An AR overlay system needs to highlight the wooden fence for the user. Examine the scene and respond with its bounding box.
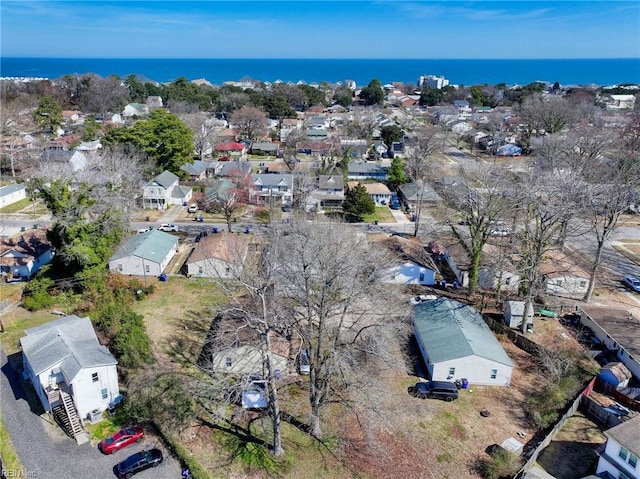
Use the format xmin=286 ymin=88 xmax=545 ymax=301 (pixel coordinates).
xmin=514 ymin=377 xmax=596 ymax=478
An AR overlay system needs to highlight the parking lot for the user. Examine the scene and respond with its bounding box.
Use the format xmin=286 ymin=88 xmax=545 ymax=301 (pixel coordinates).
xmin=0 ymin=347 xmax=182 ymax=479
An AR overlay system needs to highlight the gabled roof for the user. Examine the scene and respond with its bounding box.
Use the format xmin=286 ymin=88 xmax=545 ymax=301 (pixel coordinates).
xmin=180 ymin=160 xmax=208 ymax=176
xmin=216 ymin=142 xmax=245 ymax=151
xmin=347 ymin=182 xmax=391 ymax=195
xmin=398 ymin=182 xmax=442 ymax=203
xmin=319 ymin=175 xmax=344 ymax=190
xmin=109 ymin=229 xmax=178 ymax=265
xmin=347 ymin=161 xmax=388 ymax=174
xmin=171 ymin=185 xmax=192 ymax=199
xmin=187 ymin=232 xmax=249 ymax=265
xmin=20 ymin=315 xmax=117 ymax=380
xmin=251 ymin=174 xmax=292 ymax=187
xmin=218 ymin=161 xmax=251 ymax=177
xmin=605 ymin=414 xmax=640 ymax=457
xmin=0 ymin=183 xmax=26 ymax=197
xmin=148 ymin=170 xmax=179 ymax=189
xmin=413 ymin=298 xmax=514 ymax=366
xmin=0 ymin=230 xmax=52 ymax=266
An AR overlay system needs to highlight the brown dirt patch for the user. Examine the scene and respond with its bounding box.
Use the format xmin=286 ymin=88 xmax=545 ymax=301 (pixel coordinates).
xmin=535 ymin=411 xmax=606 ymax=479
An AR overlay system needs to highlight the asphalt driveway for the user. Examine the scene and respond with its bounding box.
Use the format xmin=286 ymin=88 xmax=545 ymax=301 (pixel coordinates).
xmin=0 ymin=346 xmax=182 ymax=479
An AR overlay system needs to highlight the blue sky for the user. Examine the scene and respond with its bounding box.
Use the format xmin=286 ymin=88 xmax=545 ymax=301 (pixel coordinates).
xmin=1 ymin=1 xmax=639 ymax=59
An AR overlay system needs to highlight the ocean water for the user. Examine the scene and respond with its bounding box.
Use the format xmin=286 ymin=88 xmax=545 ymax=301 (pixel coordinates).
xmin=1 ymin=57 xmax=639 ymax=87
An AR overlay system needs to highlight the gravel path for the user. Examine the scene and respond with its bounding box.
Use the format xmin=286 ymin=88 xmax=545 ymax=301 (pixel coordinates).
xmin=1 ymin=345 xmax=183 ymax=479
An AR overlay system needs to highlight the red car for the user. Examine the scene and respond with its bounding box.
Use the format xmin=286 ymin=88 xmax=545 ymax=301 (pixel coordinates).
xmin=99 ymin=426 xmax=144 ymax=454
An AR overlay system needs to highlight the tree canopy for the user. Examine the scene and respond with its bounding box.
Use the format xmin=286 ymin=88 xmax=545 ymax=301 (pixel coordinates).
xmin=343 ymin=183 xmax=375 ymax=222
xmin=33 ymin=96 xmax=63 ymax=133
xmin=359 ymin=78 xmax=384 ymax=106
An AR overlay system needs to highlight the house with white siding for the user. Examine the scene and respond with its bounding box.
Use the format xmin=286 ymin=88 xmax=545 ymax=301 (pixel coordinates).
xmin=20 ymin=315 xmax=119 ymax=421
xmin=540 ymin=250 xmax=590 ymax=299
xmin=379 ymin=235 xmax=438 ymax=286
xmin=0 ymin=229 xmax=54 ymax=281
xmin=108 ymin=229 xmax=178 ymax=277
xmin=141 ymin=170 xmax=192 ymax=210
xmin=596 ymin=414 xmax=640 ymax=479
xmin=578 ymin=306 xmax=640 ymax=380
xmin=347 ymin=181 xmax=392 ymax=206
xmin=0 ymin=183 xmax=27 ymax=208
xmin=249 ymin=174 xmax=293 ymax=206
xmin=185 ymin=232 xmax=249 ymax=279
xmin=413 ymin=298 xmax=514 ymax=386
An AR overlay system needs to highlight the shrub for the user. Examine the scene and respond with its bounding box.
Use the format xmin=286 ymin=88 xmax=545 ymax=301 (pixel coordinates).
xmin=255 ymin=208 xmax=271 ymax=224
xmin=478 ymin=448 xmax=520 ymax=479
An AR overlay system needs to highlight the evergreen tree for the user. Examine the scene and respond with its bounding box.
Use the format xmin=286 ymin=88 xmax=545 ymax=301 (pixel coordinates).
xmin=33 ymin=96 xmax=63 ymax=133
xmin=387 ymin=157 xmax=408 ymax=191
xmin=343 ymin=183 xmax=375 ymax=222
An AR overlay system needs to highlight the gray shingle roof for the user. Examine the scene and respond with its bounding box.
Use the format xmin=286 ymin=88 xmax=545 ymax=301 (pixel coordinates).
xmin=399 ymin=182 xmax=442 ymax=203
xmin=180 ymin=160 xmax=208 ymax=176
xmin=20 ymin=315 xmax=116 ymax=380
xmin=150 ymin=170 xmax=179 ymax=189
xmin=109 ymin=229 xmax=178 ymax=264
xmin=605 ymin=414 xmax=640 ymax=457
xmin=0 ymin=183 xmax=26 ymax=197
xmin=251 ymin=174 xmax=293 ymax=187
xmin=413 ymin=298 xmax=513 ymax=366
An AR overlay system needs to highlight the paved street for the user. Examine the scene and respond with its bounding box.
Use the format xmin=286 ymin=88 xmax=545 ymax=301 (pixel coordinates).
xmin=0 ymin=346 xmax=182 ymax=479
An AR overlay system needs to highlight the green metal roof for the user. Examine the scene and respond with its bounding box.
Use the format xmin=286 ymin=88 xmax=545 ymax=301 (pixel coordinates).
xmin=110 ymin=229 xmax=178 ymax=264
xmin=413 ymin=298 xmax=513 ymax=367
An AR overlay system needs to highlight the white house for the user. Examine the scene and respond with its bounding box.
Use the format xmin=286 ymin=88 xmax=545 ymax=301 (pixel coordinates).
xmin=607 ymin=95 xmax=636 ymax=110
xmin=122 ymin=102 xmax=149 ymax=118
xmin=108 ymin=229 xmax=178 ymax=277
xmin=249 ymin=174 xmax=293 ymax=206
xmin=347 ymin=181 xmax=392 ymax=206
xmin=413 ymin=298 xmax=514 ymax=386
xmin=382 ymin=261 xmax=436 ymax=286
xmin=379 ymin=235 xmax=438 ymax=286
xmin=0 ymin=229 xmax=54 ymax=281
xmin=0 ymin=183 xmax=27 ymax=208
xmin=20 ymin=315 xmax=119 ymax=441
xmin=141 ymin=170 xmax=192 ymax=210
xmin=208 ymin=345 xmax=289 ymax=376
xmin=596 ymin=414 xmax=640 ymax=479
xmin=185 ymin=233 xmax=249 ymax=279
xmin=578 ymin=306 xmax=640 ymax=381
xmin=540 ymin=251 xmax=590 ymax=299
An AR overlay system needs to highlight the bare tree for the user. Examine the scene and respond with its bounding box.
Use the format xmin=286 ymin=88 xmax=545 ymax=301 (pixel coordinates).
xmin=273 ymin=221 xmax=408 ymax=438
xmin=444 ymin=167 xmax=515 ymax=294
xmin=515 ymin=94 xmax=575 ymax=153
xmin=405 ymin=127 xmax=438 ymax=237
xmin=182 ymin=112 xmax=221 ymax=160
xmin=230 ymin=106 xmax=269 ymax=141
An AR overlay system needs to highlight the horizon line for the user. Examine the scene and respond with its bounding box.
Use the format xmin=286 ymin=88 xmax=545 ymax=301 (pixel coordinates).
xmin=3 ymin=56 xmax=639 ymax=61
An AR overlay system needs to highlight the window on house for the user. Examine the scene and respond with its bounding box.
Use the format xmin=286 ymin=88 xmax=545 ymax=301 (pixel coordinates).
xmin=145 ymin=265 xmax=150 ymax=273
xmin=619 ymin=446 xmax=629 ymax=461
xmin=448 ymin=367 xmax=455 ymax=376
xmin=419 ymin=273 xmax=425 ymax=282
xmin=619 ymin=473 xmax=630 ymax=479
xmin=580 ymin=281 xmax=587 ymax=288
xmin=198 ymin=267 xmax=203 ymax=274
xmin=101 ymin=388 xmax=108 ymax=399
xmin=92 ymin=372 xmax=99 ymax=383
xmin=629 ymin=453 xmax=638 ymax=468
xmin=225 ymin=358 xmax=232 ymax=368
xmin=491 ymin=369 xmax=497 ymax=379
xmin=505 ymin=277 xmax=511 ymax=285
xmin=556 ymin=279 xmax=563 ymax=286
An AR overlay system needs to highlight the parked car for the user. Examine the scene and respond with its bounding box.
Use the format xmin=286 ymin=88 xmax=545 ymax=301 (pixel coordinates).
xmin=157 ymin=223 xmax=178 ymax=232
xmin=298 ymin=349 xmax=311 ymax=375
xmin=116 ymin=449 xmax=163 ymax=478
xmin=407 ymin=381 xmax=459 ymax=401
xmin=409 ymin=294 xmax=438 ymax=305
xmin=137 ymin=228 xmax=151 ymax=234
xmin=489 ymin=226 xmax=511 ymax=237
xmin=99 ymin=426 xmax=145 ymax=455
xmin=187 ymin=204 xmax=198 ymax=213
xmin=622 ymin=275 xmax=640 ymax=293
xmin=389 ymin=199 xmax=401 ymax=210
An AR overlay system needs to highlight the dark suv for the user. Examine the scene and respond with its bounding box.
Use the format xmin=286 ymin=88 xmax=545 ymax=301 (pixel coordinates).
xmin=408 ymin=381 xmax=459 ymax=401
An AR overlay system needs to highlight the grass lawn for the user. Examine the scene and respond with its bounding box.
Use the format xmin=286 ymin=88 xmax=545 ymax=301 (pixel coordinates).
xmin=0 ymin=413 xmax=23 ymax=474
xmin=0 ymin=308 xmax=60 ymax=354
xmin=0 ymin=198 xmax=47 ymax=215
xmin=362 ymin=207 xmax=396 ymax=224
xmin=0 ymin=283 xmax=24 ymax=302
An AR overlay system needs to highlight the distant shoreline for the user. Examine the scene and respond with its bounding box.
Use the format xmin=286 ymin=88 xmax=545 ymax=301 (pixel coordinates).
xmin=2 ymin=57 xmax=639 ymax=87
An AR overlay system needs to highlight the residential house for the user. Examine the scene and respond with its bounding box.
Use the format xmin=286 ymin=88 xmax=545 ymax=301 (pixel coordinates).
xmin=108 ymin=229 xmax=178 ymax=277
xmin=540 ymin=250 xmax=590 ymax=299
xmin=452 ymin=100 xmax=471 ymax=113
xmin=578 ymin=306 xmax=640 ymax=380
xmin=249 ymin=174 xmax=293 ymax=206
xmin=39 ymin=147 xmax=88 ymax=172
xmin=596 ymin=414 xmax=640 ymax=479
xmin=0 ymin=183 xmax=27 ymax=208
xmin=215 ymin=142 xmax=246 ymax=159
xmin=217 ymin=161 xmax=252 ymax=179
xmin=0 ymin=230 xmax=54 ymax=281
xmin=185 ymin=232 xmax=249 ymax=279
xmin=141 ymin=170 xmax=192 ymax=210
xmin=413 ymin=298 xmax=514 ymax=386
xmin=180 ymin=160 xmax=209 ymax=181
xmin=200 ymin=312 xmax=290 ymax=376
xmin=398 ymin=182 xmax=442 ymax=211
xmin=20 ymin=315 xmax=119 ymax=443
xmin=347 ymin=181 xmax=392 ymax=206
xmin=250 ymin=142 xmax=281 ymax=157
xmin=297 ymin=140 xmax=336 ymax=156
xmin=145 ymin=96 xmax=163 ymax=109
xmin=606 ymin=95 xmax=636 ymax=110
xmin=204 ymin=179 xmax=236 ymax=205
xmin=122 ymin=103 xmax=149 ymax=118
xmin=478 ymin=243 xmax=520 ymax=294
xmin=347 ymin=161 xmax=388 ymax=180
xmin=307 ymin=175 xmax=345 ymax=212
xmin=379 ymin=235 xmax=438 ymax=286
